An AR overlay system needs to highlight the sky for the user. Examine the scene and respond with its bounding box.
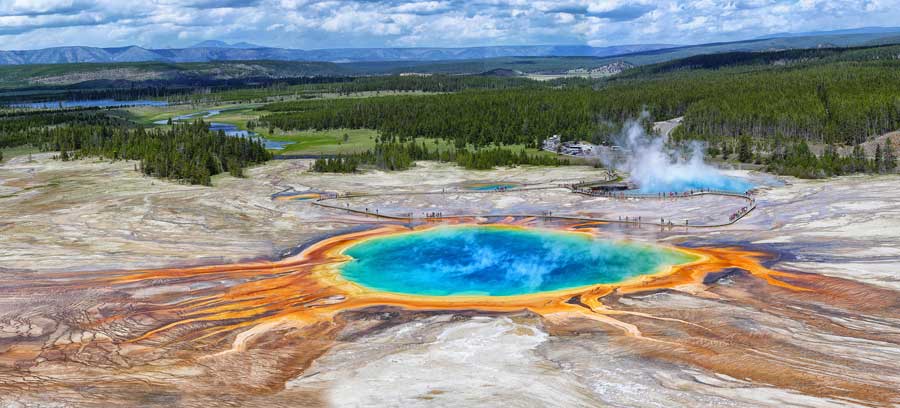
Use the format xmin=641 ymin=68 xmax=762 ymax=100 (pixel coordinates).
xmin=0 ymin=0 xmax=898 ymax=50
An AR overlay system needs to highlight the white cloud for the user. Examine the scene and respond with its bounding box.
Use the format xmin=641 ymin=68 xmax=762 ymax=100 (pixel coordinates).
xmin=555 ymin=12 xmax=576 ymax=24
xmin=678 ymin=15 xmax=709 ymax=30
xmin=0 ymin=0 xmax=898 ymax=50
xmin=390 ymin=1 xmax=450 ymax=15
xmin=0 ymin=0 xmax=89 ymax=16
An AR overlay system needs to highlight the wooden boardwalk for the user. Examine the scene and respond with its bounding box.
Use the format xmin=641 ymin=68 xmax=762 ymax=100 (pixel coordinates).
xmin=306 ymin=182 xmax=757 ymax=229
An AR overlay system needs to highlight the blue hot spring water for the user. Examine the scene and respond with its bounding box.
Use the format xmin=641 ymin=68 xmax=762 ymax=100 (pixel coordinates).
xmin=633 ymin=175 xmax=755 ymax=194
xmin=467 ymin=183 xmax=519 ymax=191
xmin=339 ymin=226 xmax=697 ymax=296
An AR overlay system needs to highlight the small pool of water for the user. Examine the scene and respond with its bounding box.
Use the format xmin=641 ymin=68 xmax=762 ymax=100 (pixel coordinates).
xmin=209 ymin=122 xmax=250 ymax=137
xmin=9 ymin=99 xmax=168 ymax=109
xmin=276 ymin=193 xmax=321 ymax=201
xmin=339 ymin=226 xmax=697 ymax=296
xmin=209 ymin=122 xmax=294 ymax=150
xmin=466 ymin=183 xmax=520 ymax=191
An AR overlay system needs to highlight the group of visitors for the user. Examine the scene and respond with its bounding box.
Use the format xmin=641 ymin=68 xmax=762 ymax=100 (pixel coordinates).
xmin=657 ymin=188 xmax=708 ymax=199
xmin=729 ymin=206 xmax=750 ymax=222
xmin=618 ymin=216 xmax=643 ymax=223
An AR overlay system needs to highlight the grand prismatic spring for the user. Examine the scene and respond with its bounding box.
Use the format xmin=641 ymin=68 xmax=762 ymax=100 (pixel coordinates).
xmin=339 ymin=226 xmax=697 ymax=296
xmin=91 ymin=216 xmax=826 ymax=349
xmin=99 ymin=221 xmax=812 ymax=340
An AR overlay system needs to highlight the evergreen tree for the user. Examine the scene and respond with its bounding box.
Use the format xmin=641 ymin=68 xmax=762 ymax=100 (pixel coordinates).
xmin=738 ymin=136 xmax=753 ymax=163
xmin=227 ymin=157 xmax=245 ymax=177
xmin=851 ymin=145 xmax=868 ymax=173
xmin=884 ymin=139 xmax=897 ymax=172
xmin=875 ymin=143 xmax=883 ymax=173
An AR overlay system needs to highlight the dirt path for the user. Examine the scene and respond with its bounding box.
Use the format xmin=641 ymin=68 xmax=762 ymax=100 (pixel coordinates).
xmin=653 ymin=116 xmax=683 ymax=138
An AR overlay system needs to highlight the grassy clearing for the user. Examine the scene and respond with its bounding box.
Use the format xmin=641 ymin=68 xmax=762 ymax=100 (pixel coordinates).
xmin=123 ymin=92 xmax=433 ymax=127
xmin=206 ymin=108 xmax=259 ymax=127
xmin=194 ymin=89 xmax=438 ymax=104
xmin=122 ymin=103 xmax=262 ymax=125
xmin=264 ymin=128 xmax=575 ymax=161
xmin=264 ymin=129 xmax=381 ymax=154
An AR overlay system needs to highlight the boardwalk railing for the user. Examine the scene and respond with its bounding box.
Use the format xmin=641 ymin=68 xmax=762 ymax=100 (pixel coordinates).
xmin=308 ymin=187 xmax=757 ymax=229
xmin=281 ymin=168 xmax=756 ymax=228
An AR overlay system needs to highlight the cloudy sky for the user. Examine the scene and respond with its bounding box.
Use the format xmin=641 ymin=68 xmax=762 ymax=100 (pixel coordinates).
xmin=0 ymin=0 xmax=897 ymax=50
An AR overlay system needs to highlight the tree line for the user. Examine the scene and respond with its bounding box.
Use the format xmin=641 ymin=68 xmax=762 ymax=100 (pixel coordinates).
xmin=1 ymin=115 xmax=270 ymax=185
xmin=766 ymin=139 xmax=896 ymax=178
xmin=621 ymin=44 xmax=900 ymax=77
xmin=159 ymin=74 xmax=548 ymax=104
xmin=304 ymin=75 xmax=544 ymax=94
xmin=0 ymin=109 xmax=132 ymax=147
xmin=0 ymin=76 xmax=360 ymax=106
xmin=260 ymin=90 xmax=610 ymax=148
xmin=313 ymin=142 xmax=568 ymax=173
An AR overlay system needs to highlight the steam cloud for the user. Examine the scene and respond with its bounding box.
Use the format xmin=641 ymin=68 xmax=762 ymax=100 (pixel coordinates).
xmin=602 ymin=115 xmax=753 ymax=194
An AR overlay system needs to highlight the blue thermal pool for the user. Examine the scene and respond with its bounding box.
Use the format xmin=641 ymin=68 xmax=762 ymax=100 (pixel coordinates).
xmin=338 ymin=226 xmax=697 ymax=296
xmin=632 ymin=175 xmax=755 ymax=194
xmin=466 ymin=183 xmax=520 ymax=191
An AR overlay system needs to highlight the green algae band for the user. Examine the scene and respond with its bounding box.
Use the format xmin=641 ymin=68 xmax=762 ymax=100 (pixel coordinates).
xmin=340 ymin=226 xmax=697 ymax=296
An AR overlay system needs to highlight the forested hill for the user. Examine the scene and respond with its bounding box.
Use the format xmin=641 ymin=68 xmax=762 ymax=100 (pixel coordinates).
xmin=0 ymin=44 xmax=675 ymax=65
xmin=258 ymin=46 xmax=900 ymax=148
xmin=255 ymin=49 xmax=900 ymax=177
xmin=0 ymin=61 xmax=348 ymax=89
xmin=618 ymin=44 xmax=900 ymax=77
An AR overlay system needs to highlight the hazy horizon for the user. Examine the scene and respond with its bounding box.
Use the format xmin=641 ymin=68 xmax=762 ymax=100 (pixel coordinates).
xmin=1 ymin=41 xmax=685 ymax=52
xmin=1 ymin=1 xmax=899 ymax=51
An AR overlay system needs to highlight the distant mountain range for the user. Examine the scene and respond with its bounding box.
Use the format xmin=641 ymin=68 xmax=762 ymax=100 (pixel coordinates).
xmin=189 ymin=40 xmax=264 ymax=49
xmin=756 ymin=26 xmax=900 ymax=39
xmin=0 ymin=44 xmax=674 ymax=66
xmin=3 ymin=28 xmax=900 ymax=67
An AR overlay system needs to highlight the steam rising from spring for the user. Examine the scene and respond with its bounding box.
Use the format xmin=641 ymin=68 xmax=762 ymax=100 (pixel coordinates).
xmin=603 ymin=115 xmax=753 ymax=194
